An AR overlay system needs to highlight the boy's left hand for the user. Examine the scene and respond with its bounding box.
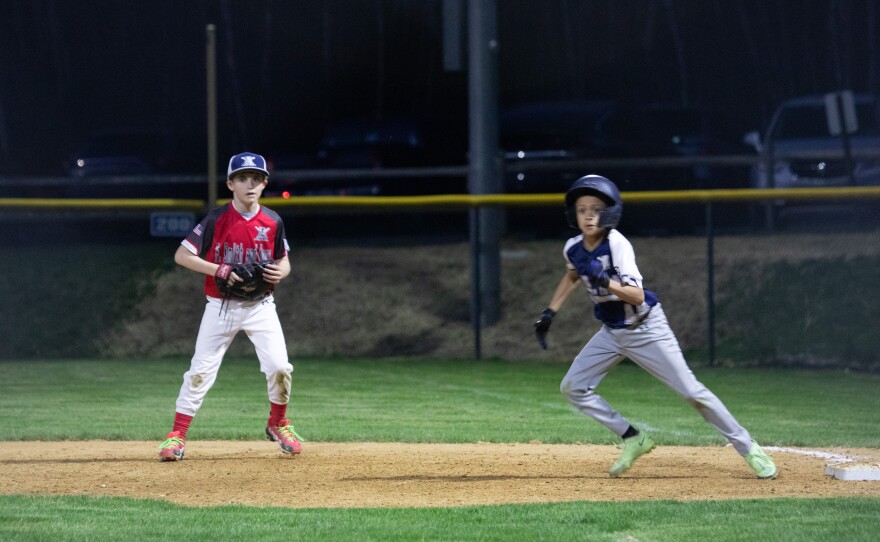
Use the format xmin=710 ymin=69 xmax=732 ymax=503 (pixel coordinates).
xmin=534 ymin=308 xmax=556 ymax=350
xmin=261 ymin=263 xmax=283 ymax=284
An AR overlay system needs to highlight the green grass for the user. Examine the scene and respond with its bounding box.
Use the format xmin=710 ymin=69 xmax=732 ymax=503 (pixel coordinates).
xmin=0 ymin=243 xmax=174 ymax=359
xmin=1 ymin=358 xmax=879 ymax=447
xmin=2 ymin=495 xmax=879 ymax=542
xmin=1 ymin=357 xmax=878 ymax=540
xmin=718 ymin=255 xmax=880 ymax=369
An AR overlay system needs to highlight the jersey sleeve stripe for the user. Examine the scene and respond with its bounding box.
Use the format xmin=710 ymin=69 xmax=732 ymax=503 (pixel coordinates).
xmin=181 ymin=239 xmax=199 ymax=254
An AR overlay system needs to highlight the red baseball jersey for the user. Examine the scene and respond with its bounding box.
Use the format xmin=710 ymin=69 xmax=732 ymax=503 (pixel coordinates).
xmin=181 ymin=203 xmax=290 ymax=298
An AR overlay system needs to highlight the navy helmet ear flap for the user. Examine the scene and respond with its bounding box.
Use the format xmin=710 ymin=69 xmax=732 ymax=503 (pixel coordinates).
xmin=565 ymin=206 xmax=578 ymax=228
xmin=564 ymin=175 xmax=623 ymax=229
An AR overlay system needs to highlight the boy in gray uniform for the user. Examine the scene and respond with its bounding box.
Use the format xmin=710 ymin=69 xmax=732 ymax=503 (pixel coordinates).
xmin=534 ymin=174 xmax=777 ymax=479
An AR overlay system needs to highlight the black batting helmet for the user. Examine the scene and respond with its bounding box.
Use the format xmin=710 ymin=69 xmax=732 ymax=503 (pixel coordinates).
xmin=564 ymin=174 xmax=623 ymax=228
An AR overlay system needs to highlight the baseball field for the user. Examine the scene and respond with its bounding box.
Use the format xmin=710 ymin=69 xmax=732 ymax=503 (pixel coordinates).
xmin=2 ymin=232 xmax=879 ymax=540
xmin=2 ymin=357 xmax=879 ymax=540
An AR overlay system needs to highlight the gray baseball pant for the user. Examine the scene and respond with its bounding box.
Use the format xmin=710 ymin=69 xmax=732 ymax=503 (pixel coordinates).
xmin=560 ymin=304 xmax=754 ymax=456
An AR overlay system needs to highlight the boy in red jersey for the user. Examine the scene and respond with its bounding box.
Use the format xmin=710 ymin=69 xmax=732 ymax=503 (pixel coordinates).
xmin=159 ymin=152 xmax=301 ymax=461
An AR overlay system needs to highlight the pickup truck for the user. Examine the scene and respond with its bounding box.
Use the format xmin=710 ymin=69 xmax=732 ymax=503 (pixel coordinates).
xmin=743 ymin=93 xmax=880 ymax=189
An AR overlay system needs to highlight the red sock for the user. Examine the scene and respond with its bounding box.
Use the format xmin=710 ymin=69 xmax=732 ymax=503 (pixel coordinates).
xmin=268 ymin=402 xmax=287 ymax=427
xmin=172 ymin=412 xmax=193 ymax=438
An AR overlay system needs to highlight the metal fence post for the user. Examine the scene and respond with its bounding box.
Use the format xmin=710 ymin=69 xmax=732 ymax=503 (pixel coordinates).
xmin=469 ymin=205 xmax=482 ymax=359
xmin=206 ymin=24 xmax=218 ymax=210
xmin=706 ymin=201 xmax=716 ymax=366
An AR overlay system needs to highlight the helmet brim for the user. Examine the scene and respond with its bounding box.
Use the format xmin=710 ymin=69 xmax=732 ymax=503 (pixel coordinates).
xmin=565 ymin=186 xmax=616 ymax=207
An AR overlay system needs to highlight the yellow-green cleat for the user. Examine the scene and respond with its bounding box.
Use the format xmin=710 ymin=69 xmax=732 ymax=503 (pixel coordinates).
xmin=744 ymin=442 xmax=778 ymax=479
xmin=610 ymin=433 xmax=656 ymax=477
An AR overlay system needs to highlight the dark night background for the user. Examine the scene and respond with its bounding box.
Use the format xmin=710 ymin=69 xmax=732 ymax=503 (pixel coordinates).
xmin=1 ymin=0 xmax=878 ymax=177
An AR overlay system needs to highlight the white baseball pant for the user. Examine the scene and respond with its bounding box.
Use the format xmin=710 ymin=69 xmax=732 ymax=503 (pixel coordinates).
xmin=175 ymin=295 xmax=292 ymax=417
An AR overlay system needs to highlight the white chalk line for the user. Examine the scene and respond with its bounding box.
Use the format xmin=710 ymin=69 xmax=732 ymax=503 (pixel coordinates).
xmin=763 ymin=446 xmax=867 ymax=465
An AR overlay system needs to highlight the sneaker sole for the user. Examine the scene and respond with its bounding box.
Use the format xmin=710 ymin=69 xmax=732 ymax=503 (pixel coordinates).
xmin=159 ymin=452 xmax=184 ymax=462
xmin=756 ymin=469 xmax=778 ymax=480
xmin=609 ymin=442 xmax=656 ymax=477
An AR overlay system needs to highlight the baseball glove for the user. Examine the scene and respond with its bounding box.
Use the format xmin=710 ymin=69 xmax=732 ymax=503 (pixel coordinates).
xmin=534 ymin=308 xmax=556 ymax=350
xmin=215 ymin=260 xmax=275 ymax=300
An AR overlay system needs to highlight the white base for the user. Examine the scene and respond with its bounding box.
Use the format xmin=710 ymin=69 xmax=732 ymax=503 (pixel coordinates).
xmin=759 ymin=446 xmax=880 ymax=481
xmin=824 ymin=463 xmax=880 ymax=481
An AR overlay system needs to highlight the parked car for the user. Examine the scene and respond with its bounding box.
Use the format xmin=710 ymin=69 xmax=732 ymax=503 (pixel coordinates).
xmin=590 ymin=104 xmax=725 ymax=190
xmin=264 ymin=149 xmax=323 ymax=197
xmin=318 ymin=118 xmax=427 ymax=168
xmin=742 ymin=93 xmax=880 ymax=189
xmin=66 ymin=130 xmax=174 ymax=177
xmin=60 ymin=129 xmax=208 ymax=198
xmin=268 ymin=118 xmax=464 ymax=197
xmin=500 ymin=100 xmax=727 ymax=194
xmin=500 ymin=100 xmax=734 ymax=234
xmin=500 ymin=100 xmax=614 ymax=194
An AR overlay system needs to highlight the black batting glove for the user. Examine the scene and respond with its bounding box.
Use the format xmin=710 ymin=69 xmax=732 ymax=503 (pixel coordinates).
xmin=534 ymin=308 xmax=556 ymax=350
xmin=587 ymin=259 xmax=610 ymax=288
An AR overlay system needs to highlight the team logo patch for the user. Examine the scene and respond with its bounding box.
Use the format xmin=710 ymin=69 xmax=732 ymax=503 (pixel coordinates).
xmin=241 ymin=155 xmax=258 ymax=168
xmin=254 ymin=226 xmax=270 ymax=242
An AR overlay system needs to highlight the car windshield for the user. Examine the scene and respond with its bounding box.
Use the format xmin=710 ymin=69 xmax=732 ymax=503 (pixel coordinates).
xmin=501 ymin=129 xmax=586 ymax=151
xmin=500 ymin=101 xmax=613 ymax=151
xmin=599 ymin=109 xmax=704 ymax=143
xmin=772 ymin=102 xmax=880 ymax=139
xmin=322 ymin=121 xmax=423 ymax=149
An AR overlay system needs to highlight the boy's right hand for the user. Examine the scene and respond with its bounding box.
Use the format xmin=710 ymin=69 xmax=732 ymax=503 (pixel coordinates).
xmin=215 ymin=263 xmax=233 ymax=284
xmin=587 ymin=259 xmax=610 ymax=288
xmin=534 ymin=308 xmax=556 ymax=350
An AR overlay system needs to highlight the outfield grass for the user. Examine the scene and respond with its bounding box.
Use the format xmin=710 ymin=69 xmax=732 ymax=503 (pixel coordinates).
xmin=1 ymin=357 xmax=878 ymax=540
xmin=1 ymin=357 xmax=878 ymax=447
xmin=2 ymin=495 xmax=879 ymax=542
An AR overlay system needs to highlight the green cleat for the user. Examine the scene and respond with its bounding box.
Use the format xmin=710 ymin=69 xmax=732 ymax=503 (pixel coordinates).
xmin=744 ymin=442 xmax=778 ymax=479
xmin=610 ymin=433 xmax=656 ymax=477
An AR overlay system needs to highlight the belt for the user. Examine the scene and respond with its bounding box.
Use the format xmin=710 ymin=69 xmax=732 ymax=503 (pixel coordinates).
xmin=625 ymin=305 xmax=653 ymax=330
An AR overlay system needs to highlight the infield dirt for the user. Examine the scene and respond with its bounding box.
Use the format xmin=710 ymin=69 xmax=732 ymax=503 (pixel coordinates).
xmin=3 ymin=442 xmax=879 ymax=508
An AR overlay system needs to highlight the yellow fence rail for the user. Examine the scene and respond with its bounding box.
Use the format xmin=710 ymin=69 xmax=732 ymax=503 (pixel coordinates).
xmin=3 ymin=185 xmax=880 ymax=211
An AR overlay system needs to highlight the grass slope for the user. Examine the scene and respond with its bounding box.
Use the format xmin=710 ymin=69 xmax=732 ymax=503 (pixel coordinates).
xmin=2 ymin=232 xmax=880 ymax=369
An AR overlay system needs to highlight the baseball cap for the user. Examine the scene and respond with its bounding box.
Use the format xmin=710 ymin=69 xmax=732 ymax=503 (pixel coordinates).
xmin=227 ymin=152 xmax=269 ymax=179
